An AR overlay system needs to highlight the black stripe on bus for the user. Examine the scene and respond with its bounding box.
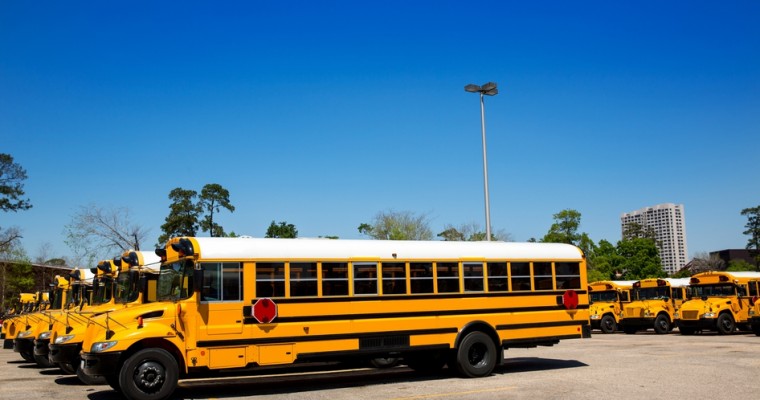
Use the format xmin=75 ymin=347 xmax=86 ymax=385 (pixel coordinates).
xmin=242 ymin=304 xmax=589 ymax=324
xmin=196 ymin=327 xmax=458 ymax=348
xmin=267 ymin=290 xmax=588 ymax=304
xmin=496 ymin=320 xmax=588 ymax=331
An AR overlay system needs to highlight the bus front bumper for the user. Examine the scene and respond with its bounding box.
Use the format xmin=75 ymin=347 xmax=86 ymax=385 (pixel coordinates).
xmin=619 ymin=317 xmax=655 ymax=330
xmin=80 ymin=351 xmax=123 ymax=377
xmin=3 ymin=339 xmax=13 ymax=349
xmin=49 ymin=343 xmax=82 ymax=365
xmin=676 ymin=318 xmax=716 ymax=331
xmin=34 ymin=338 xmax=50 ymax=357
xmin=13 ymin=338 xmax=33 ymax=354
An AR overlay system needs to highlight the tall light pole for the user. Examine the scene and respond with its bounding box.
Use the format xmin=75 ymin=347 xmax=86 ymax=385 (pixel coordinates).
xmin=464 ymin=82 xmax=498 ymax=241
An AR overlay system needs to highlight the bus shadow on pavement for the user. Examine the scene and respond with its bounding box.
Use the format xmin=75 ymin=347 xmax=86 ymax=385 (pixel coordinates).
xmin=498 ymin=357 xmax=587 ymax=374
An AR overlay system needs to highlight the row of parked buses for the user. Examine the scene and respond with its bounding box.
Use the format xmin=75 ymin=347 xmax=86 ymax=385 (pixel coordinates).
xmin=588 ymin=271 xmax=760 ymax=336
xmin=1 ymin=237 xmax=592 ymax=400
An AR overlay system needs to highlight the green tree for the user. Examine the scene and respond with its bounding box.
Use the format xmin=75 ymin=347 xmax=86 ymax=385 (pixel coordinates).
xmin=158 ymin=188 xmax=200 ymax=245
xmin=726 ymin=260 xmax=755 ymax=272
xmin=617 ymin=237 xmax=664 ymax=280
xmin=358 ymin=210 xmax=432 ymax=240
xmin=265 ymin=221 xmax=298 ymax=238
xmin=588 ymin=239 xmax=621 ymax=281
xmin=437 ymin=223 xmax=511 ymax=241
xmin=0 ymin=242 xmax=33 ymax=311
xmin=741 ymin=205 xmax=760 ymax=268
xmin=198 ymin=183 xmax=235 ymax=237
xmin=542 ymin=209 xmax=582 ymax=244
xmin=0 ymin=153 xmax=32 ymax=213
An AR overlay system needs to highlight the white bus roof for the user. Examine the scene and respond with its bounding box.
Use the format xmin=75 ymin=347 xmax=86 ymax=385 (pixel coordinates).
xmin=188 ymin=237 xmax=584 ymax=261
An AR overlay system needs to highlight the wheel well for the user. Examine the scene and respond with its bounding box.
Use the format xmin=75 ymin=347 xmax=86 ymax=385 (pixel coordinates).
xmin=656 ymin=312 xmax=671 ymax=321
xmin=456 ymin=321 xmax=500 ymax=352
xmin=120 ymin=339 xmax=186 ymax=375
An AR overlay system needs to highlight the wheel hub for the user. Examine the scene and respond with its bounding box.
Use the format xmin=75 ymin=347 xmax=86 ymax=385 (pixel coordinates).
xmin=134 ymin=361 xmax=165 ymax=392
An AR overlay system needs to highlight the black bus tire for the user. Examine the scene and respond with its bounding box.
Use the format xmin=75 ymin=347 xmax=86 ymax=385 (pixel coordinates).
xmin=653 ymin=315 xmax=671 ymax=334
xmin=455 ymin=331 xmax=497 ymax=378
xmin=716 ymin=313 xmax=735 ymax=335
xmin=600 ymin=315 xmax=617 ymax=334
xmin=119 ymin=348 xmax=179 ymax=400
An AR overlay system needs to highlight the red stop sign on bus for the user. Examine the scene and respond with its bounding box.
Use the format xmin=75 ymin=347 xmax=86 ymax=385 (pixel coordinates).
xmin=562 ymin=290 xmax=579 ymax=310
xmin=252 ymin=298 xmax=277 ymax=323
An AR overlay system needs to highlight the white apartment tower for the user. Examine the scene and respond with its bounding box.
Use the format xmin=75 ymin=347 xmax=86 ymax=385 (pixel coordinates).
xmin=620 ymin=203 xmax=688 ymax=275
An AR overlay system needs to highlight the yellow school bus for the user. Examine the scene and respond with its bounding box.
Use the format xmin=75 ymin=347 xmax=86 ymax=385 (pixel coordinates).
xmin=14 ymin=269 xmax=91 ymax=365
xmin=620 ymin=278 xmax=690 ymax=334
xmin=588 ymin=280 xmax=636 ymax=333
xmin=49 ymin=251 xmax=160 ymax=382
xmin=749 ymin=280 xmax=760 ymax=336
xmin=1 ymin=293 xmax=38 ymax=343
xmin=80 ymin=237 xmax=590 ymax=400
xmin=677 ymin=271 xmax=760 ymax=335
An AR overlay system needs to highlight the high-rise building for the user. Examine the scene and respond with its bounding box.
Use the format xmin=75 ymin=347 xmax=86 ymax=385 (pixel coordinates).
xmin=620 ymin=203 xmax=688 ymax=275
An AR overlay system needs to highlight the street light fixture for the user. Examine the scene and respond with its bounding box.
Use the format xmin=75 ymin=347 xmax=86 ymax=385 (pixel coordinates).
xmin=464 ymin=82 xmax=498 ymax=241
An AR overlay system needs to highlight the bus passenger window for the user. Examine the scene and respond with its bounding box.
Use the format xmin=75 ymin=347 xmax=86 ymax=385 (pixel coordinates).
xmin=487 ymin=262 xmax=507 ymax=292
xmin=436 ymin=262 xmax=460 ymax=293
xmin=554 ymin=262 xmax=581 ymax=289
xmin=381 ymin=262 xmax=407 ymax=294
xmin=410 ymin=262 xmax=434 ymax=294
xmin=510 ymin=262 xmax=531 ymax=291
xmin=353 ymin=263 xmax=378 ymax=295
xmin=290 ymin=262 xmax=318 ymax=297
xmin=533 ymin=262 xmax=553 ymax=291
xmin=322 ymin=262 xmax=348 ymax=296
xmin=256 ymin=262 xmax=285 ymax=298
xmin=463 ymin=263 xmax=484 ymax=292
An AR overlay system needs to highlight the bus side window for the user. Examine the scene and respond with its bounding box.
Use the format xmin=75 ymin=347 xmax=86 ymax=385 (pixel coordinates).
xmin=463 ymin=262 xmax=484 ymax=292
xmin=256 ymin=262 xmax=284 ymax=298
xmin=381 ymin=262 xmax=407 ymax=294
xmin=487 ymin=262 xmax=507 ymax=292
xmin=201 ymin=263 xmax=221 ymax=301
xmin=510 ymin=262 xmax=531 ymax=291
xmin=322 ymin=262 xmax=349 ymax=296
xmin=410 ymin=262 xmax=434 ymax=294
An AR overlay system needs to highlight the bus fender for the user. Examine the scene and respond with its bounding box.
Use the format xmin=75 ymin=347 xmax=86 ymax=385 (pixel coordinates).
xmin=455 ymin=321 xmax=501 ymax=353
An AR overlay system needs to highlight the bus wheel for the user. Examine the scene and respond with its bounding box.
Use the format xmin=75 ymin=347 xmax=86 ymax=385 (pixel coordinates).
xmin=653 ymin=315 xmax=671 ymax=334
xmin=716 ymin=313 xmax=735 ymax=335
xmin=34 ymin=353 xmax=54 ymax=368
xmin=369 ymin=357 xmax=400 ymax=368
xmin=600 ymin=315 xmax=617 ymax=334
xmin=105 ymin=373 xmax=121 ymax=392
xmin=58 ymin=361 xmax=76 ymax=375
xmin=454 ymin=331 xmax=497 ymax=378
xmin=19 ymin=349 xmax=34 ymax=362
xmin=119 ymin=348 xmax=179 ymax=400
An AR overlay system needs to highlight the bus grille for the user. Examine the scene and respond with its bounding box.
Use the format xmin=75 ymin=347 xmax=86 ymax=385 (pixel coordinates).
xmin=682 ymin=311 xmax=699 ymax=320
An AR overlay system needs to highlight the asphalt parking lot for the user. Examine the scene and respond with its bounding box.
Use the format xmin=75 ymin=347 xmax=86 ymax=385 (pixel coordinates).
xmin=1 ymin=331 xmax=760 ymax=399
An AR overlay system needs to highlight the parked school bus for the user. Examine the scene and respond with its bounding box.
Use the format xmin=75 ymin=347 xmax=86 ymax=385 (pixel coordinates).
xmin=80 ymin=237 xmax=590 ymax=400
xmin=619 ymin=278 xmax=690 ymax=334
xmin=588 ymin=280 xmax=636 ymax=333
xmin=1 ymin=293 xmax=38 ymax=342
xmin=14 ymin=269 xmax=91 ymax=366
xmin=49 ymin=251 xmax=160 ymax=381
xmin=749 ymin=280 xmax=760 ymax=336
xmin=677 ymin=271 xmax=760 ymax=335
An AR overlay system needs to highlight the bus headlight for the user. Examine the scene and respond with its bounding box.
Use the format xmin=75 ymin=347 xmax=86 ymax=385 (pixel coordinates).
xmin=590 ymin=315 xmax=600 ymax=320
xmin=54 ymin=335 xmax=75 ymax=345
xmin=703 ymin=312 xmax=716 ymax=318
xmin=38 ymin=331 xmax=51 ymax=340
xmin=91 ymin=341 xmax=118 ymax=353
xmin=17 ymin=330 xmax=32 ymax=339
xmin=674 ymin=312 xmax=680 ymax=319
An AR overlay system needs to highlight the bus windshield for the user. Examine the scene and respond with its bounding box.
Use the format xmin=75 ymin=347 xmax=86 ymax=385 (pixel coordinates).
xmin=91 ymin=277 xmax=115 ymax=306
xmin=634 ymin=287 xmax=670 ymax=300
xmin=690 ymin=284 xmax=737 ymax=297
xmin=590 ymin=291 xmax=618 ymax=302
xmin=157 ymin=260 xmax=194 ymax=301
xmin=114 ymin=270 xmax=140 ymax=304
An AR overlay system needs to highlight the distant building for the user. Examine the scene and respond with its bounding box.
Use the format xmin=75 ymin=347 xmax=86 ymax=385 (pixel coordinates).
xmin=710 ymin=249 xmax=757 ymax=268
xmin=621 ymin=203 xmax=688 ymax=275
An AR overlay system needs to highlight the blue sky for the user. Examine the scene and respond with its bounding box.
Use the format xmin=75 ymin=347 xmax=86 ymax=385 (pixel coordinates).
xmin=2 ymin=1 xmax=759 ymax=263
